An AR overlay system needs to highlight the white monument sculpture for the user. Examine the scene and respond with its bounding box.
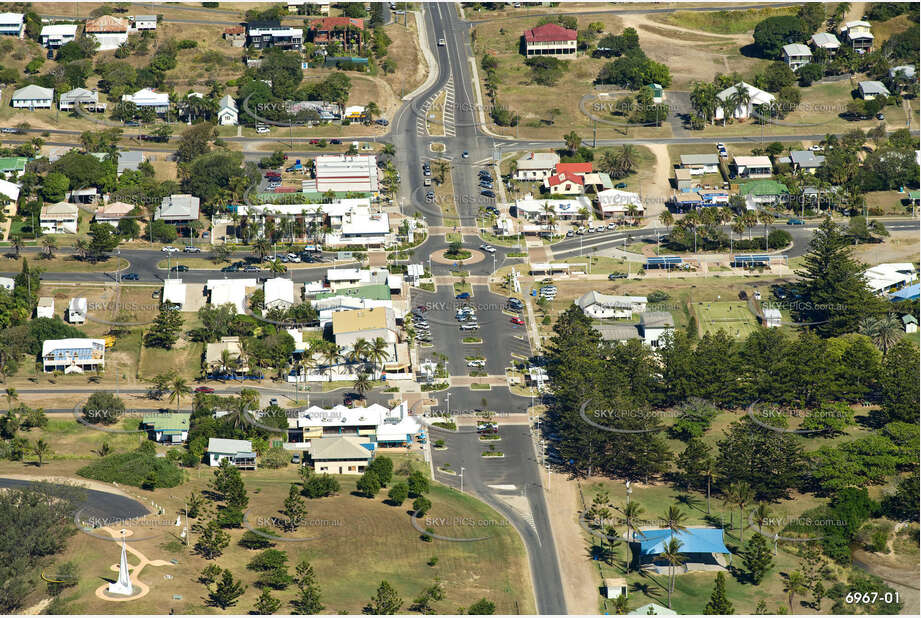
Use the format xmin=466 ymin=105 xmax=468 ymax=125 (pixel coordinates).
xmin=107 ymin=531 xmax=133 ymax=596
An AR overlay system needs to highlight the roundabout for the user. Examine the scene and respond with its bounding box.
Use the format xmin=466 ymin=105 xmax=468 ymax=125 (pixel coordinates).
xmin=431 ymin=248 xmax=486 ymax=265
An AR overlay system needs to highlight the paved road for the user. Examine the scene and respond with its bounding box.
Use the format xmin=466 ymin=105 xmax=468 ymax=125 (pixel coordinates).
xmin=0 ymin=477 xmax=148 ymax=522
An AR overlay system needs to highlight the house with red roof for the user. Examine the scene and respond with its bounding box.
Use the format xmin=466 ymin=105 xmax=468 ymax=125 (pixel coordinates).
xmin=523 ymin=22 xmax=577 ymax=57
xmin=544 ymin=171 xmax=585 ymax=195
xmin=310 ymin=16 xmax=364 ymax=47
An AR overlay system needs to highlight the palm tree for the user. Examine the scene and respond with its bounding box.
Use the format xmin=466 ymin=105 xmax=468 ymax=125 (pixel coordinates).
xmin=622 ymin=501 xmax=644 ymax=542
xmin=266 ymin=259 xmax=286 ymax=274
xmin=615 ymin=145 xmax=638 ymax=176
xmin=382 ymin=143 xmax=396 ymax=157
xmin=742 ymin=211 xmax=758 ymax=240
xmin=724 ymin=481 xmax=754 ymax=545
xmin=352 ymin=372 xmax=372 ymax=401
xmin=683 ymin=210 xmax=700 ymax=252
xmin=365 ymin=101 xmax=380 ymax=123
xmin=563 ymin=131 xmax=581 ymax=154
xmin=41 ymin=236 xmax=57 ymax=258
xmin=729 ymin=83 xmax=752 ymax=123
xmin=349 ymin=338 xmax=371 ymax=367
xmin=658 ymin=210 xmax=673 ymax=235
xmin=10 ymin=233 xmax=23 ymax=258
xmin=168 ymin=375 xmax=191 ymax=413
xmin=367 ymin=337 xmax=390 ymax=375
xmin=662 ymin=505 xmax=688 ymax=535
xmin=759 ymin=211 xmax=775 ymax=250
xmin=861 ymin=314 xmax=903 ymax=354
xmin=784 ymin=571 xmax=808 ymax=612
xmin=730 ymin=216 xmax=745 ymax=254
xmin=5 ymin=387 xmax=17 ymax=408
xmin=253 ymin=237 xmax=272 ymax=261
xmin=225 ymin=396 xmax=254 ymax=432
xmin=32 ymin=439 xmax=51 ymax=466
xmin=658 ymin=538 xmax=685 ymax=608
xmin=751 ymin=502 xmax=773 ymax=534
xmin=321 ymin=342 xmax=344 ymax=382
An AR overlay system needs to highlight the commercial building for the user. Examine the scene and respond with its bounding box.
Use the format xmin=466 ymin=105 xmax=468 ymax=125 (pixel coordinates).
xmin=576 ymin=291 xmax=647 ymax=319
xmin=514 ymin=152 xmax=560 ymax=180
xmin=314 ymin=154 xmax=380 ymax=193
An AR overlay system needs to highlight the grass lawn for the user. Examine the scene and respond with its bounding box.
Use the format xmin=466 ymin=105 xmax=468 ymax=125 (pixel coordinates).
xmin=0 ymin=254 xmax=128 ymax=273
xmin=650 ymin=6 xmax=796 ymax=34
xmin=427 ymin=88 xmax=448 ymax=136
xmin=138 ymin=340 xmax=203 ymax=381
xmin=865 ymin=190 xmax=915 ymax=216
xmin=692 ymin=300 xmax=760 ymax=338
xmin=593 ymin=145 xmax=657 ymax=195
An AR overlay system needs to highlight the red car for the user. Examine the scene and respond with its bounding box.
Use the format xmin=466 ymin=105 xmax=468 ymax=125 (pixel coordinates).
xmin=416 ymin=305 xmax=427 ymax=312
xmin=511 ymin=317 xmax=524 ymax=325
xmin=195 ymin=386 xmax=215 ymax=393
xmin=309 ymin=139 xmax=320 ymax=145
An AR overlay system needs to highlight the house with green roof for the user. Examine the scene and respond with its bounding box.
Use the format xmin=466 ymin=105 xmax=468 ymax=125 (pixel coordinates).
xmin=739 ymin=179 xmax=789 ymax=209
xmin=0 ymin=156 xmax=28 ymax=176
xmin=141 ymin=413 xmax=190 ymax=444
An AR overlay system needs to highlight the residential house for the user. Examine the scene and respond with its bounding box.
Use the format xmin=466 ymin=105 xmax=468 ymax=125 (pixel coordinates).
xmin=674 ymin=168 xmax=693 ymax=192
xmin=678 ymin=154 xmax=720 ymax=175
xmin=581 ymin=172 xmax=614 ymax=193
xmin=782 ymin=43 xmax=812 ymax=71
xmin=840 ymin=20 xmax=873 ymax=52
xmin=788 ymin=150 xmax=825 ymax=174
xmin=596 ymin=188 xmax=644 ymax=220
xmin=315 ymin=154 xmax=379 ymax=193
xmin=264 ymin=277 xmax=296 ymax=310
xmin=85 ymin=15 xmax=130 ymax=51
xmin=514 ymin=152 xmax=560 ymax=180
xmin=714 ymin=82 xmax=775 ymax=121
xmin=66 ymin=187 xmax=98 ymax=204
xmin=131 ymin=15 xmax=157 ymax=30
xmin=289 ymin=1 xmax=330 ymax=14
xmin=306 ymin=437 xmax=372 ymax=474
xmin=0 ymin=178 xmax=20 ymax=209
xmin=42 ymin=337 xmax=104 ymax=373
xmin=592 ymin=311 xmax=674 ymax=347
xmin=162 ymin=278 xmax=188 ymax=310
xmin=11 ymin=85 xmax=53 ymax=109
xmin=223 ymin=25 xmax=245 ymax=46
xmin=206 ymin=336 xmax=249 ymax=376
xmin=40 ymin=202 xmax=79 ymax=234
xmin=576 ymin=291 xmax=647 ymax=319
xmin=141 ymin=413 xmax=190 ymax=443
xmin=732 ymin=155 xmax=773 ymax=179
xmin=0 ymin=157 xmax=26 ymax=176
xmin=94 ymin=202 xmax=136 ymax=227
xmin=762 ymin=307 xmax=782 ymax=328
xmin=309 ymin=16 xmax=364 ymax=47
xmin=121 ymin=88 xmax=170 ymax=114
xmin=810 ymin=32 xmax=840 ymax=53
xmin=864 ymin=263 xmax=918 ymax=295
xmin=117 ymin=150 xmax=145 ymax=175
xmin=889 ymin=65 xmax=916 ymax=80
xmin=207 ymin=437 xmax=257 ymax=469
xmin=246 ymin=20 xmax=303 ymax=50
xmin=36 ymin=297 xmax=54 ymax=319
xmin=512 ymin=193 xmax=593 ymax=222
xmin=207 ymin=279 xmax=257 ymax=314
xmin=217 ymin=95 xmax=238 ymax=126
xmin=0 ymin=13 xmax=24 ymax=38
xmin=67 ymin=297 xmax=87 ymax=324
xmin=858 ymin=80 xmax=890 ymax=100
xmin=628 ymin=603 xmax=677 ymax=616
xmin=543 ymin=171 xmax=584 ymax=195
xmin=41 ymin=24 xmax=78 ymax=48
xmin=739 ymin=180 xmax=790 ymax=210
xmin=156 ymin=194 xmax=200 ymax=233
xmin=523 ymin=22 xmax=577 ymax=57
xmin=59 ymin=87 xmax=105 ymax=112
xmin=555 ymin=162 xmax=593 ymax=176
xmin=0 ymin=277 xmax=13 ymax=291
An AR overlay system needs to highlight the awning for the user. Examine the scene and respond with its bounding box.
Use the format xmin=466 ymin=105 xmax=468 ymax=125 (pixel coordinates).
xmin=636 ymin=528 xmax=730 ymax=556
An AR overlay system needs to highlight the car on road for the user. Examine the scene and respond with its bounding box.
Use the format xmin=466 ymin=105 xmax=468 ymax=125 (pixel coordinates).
xmin=787 ymin=218 xmax=805 ymax=225
xmin=876 ymin=112 xmax=885 ymax=120
xmin=244 ymin=265 xmax=261 ymax=272
xmin=485 ymin=206 xmax=499 ymax=215
xmin=194 ymin=386 xmax=215 ymax=393
xmin=438 ymin=38 xmax=446 ymax=46
xmin=462 ymin=151 xmax=469 ymax=158
xmin=309 ymin=139 xmax=320 ymax=145
xmin=425 ymin=191 xmax=435 ymax=201
xmin=480 ymin=189 xmax=495 ymax=198
xmin=375 ymin=119 xmax=389 ymax=126
xmin=183 ymin=246 xmax=201 ymax=253
xmin=171 ymin=265 xmax=189 ymax=272
xmin=121 ymin=273 xmax=139 ymax=280
xmin=455 ymin=292 xmax=471 ymax=299
xmin=330 ymin=139 xmax=342 ymax=144
xmin=608 ymin=273 xmax=628 ymax=280
xmin=0 ymin=127 xmax=20 ymax=134
xmin=256 ymin=126 xmax=270 ymax=134
xmin=459 ymin=323 xmax=479 ymax=330
xmin=614 ymin=182 xmax=627 ymax=189
xmin=286 ymin=253 xmax=301 ymax=263
xmin=510 ymin=316 xmax=524 ymax=325
xmin=607 ymin=222 xmax=617 ymax=230
xmin=479 ymin=244 xmax=495 ymax=253
xmin=161 ymin=245 xmax=179 ymax=253
xmin=467 ymin=359 xmax=486 ymax=368
xmin=125 ymin=120 xmax=140 ymax=126
xmin=424 ymin=178 xmax=432 ymax=186
xmin=221 ymin=265 xmax=239 ymax=272
xmin=423 ymin=168 xmax=432 ymax=177
xmin=565 ymin=229 xmax=574 ymax=237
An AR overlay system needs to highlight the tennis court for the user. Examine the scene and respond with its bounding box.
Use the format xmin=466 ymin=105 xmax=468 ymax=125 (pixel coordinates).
xmin=694 ymin=301 xmax=760 ymax=338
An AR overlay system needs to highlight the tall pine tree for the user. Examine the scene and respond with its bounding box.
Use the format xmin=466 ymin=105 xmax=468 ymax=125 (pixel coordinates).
xmin=742 ymin=533 xmax=774 ymax=583
xmin=703 ymin=572 xmax=734 ymax=614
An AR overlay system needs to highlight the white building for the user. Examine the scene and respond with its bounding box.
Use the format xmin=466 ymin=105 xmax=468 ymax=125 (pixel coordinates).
xmin=41 ymin=24 xmax=78 ymax=48
xmin=514 ymin=152 xmax=560 ymax=180
xmin=207 ymin=438 xmax=256 ymax=469
xmin=284 ymin=401 xmax=421 ymax=450
xmin=36 ymin=297 xmax=54 ymax=319
xmin=714 ymin=82 xmax=775 ymax=121
xmin=0 ymin=13 xmax=24 ymax=38
xmin=0 ymin=277 xmax=13 ymax=291
xmin=122 ymin=88 xmax=170 ymax=114
xmin=42 ymin=338 xmax=105 ymax=373
xmin=596 ymin=188 xmax=644 ymax=219
xmin=810 ymin=32 xmax=840 ymax=53
xmin=59 ymin=87 xmax=105 ymax=112
xmin=40 ymin=202 xmax=79 ymax=234
xmin=207 ymin=279 xmax=258 ymax=314
xmin=85 ymin=14 xmax=130 ymax=51
xmin=576 ymin=291 xmax=647 ymax=319
xmin=858 ymin=81 xmax=890 ymax=101
xmin=864 ymin=263 xmax=918 ymax=295
xmin=67 ymin=297 xmax=87 ymax=324
xmin=162 ymin=278 xmax=188 ymax=310
xmin=131 ymin=15 xmax=157 ymax=30
xmin=781 ymin=43 xmax=812 ymax=71
xmin=763 ymin=307 xmax=782 ymax=328
xmin=732 ymin=156 xmax=773 ymax=179
xmin=638 ymin=311 xmax=673 ymax=347
xmin=11 ymin=85 xmax=54 ymax=110
xmin=264 ymin=277 xmax=296 ymax=310
xmin=0 ymin=178 xmax=20 ymax=203
xmin=512 ymin=193 xmax=593 ymax=221
xmin=217 ymin=94 xmax=238 ymax=125
xmin=314 ymin=154 xmax=379 ymax=193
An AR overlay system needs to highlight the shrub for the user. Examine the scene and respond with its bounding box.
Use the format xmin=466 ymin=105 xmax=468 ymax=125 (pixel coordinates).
xmin=302 ymin=473 xmax=339 ymax=498
xmin=239 ymin=528 xmax=276 ymax=549
xmin=77 ymin=445 xmax=182 ymax=488
xmin=412 ymin=495 xmax=432 ymax=516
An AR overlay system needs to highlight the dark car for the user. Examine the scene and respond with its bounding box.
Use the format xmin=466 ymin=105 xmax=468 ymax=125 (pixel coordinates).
xmin=221 ymin=265 xmax=239 ymax=272
xmin=375 ymin=119 xmax=389 ymax=126
xmin=787 ymin=218 xmax=805 ymax=225
xmin=614 ymin=182 xmax=627 ymax=189
xmin=194 ymin=386 xmax=215 ymax=393
xmin=171 ymin=265 xmax=189 ymax=272
xmin=121 ymin=273 xmax=139 ymax=280
xmin=608 ymin=273 xmax=627 ymax=280
xmin=125 ymin=120 xmax=140 ymax=126
xmin=480 ymin=189 xmax=495 ymax=198
xmin=456 ymin=292 xmax=471 ymax=299
xmin=330 ymin=138 xmax=341 ymax=144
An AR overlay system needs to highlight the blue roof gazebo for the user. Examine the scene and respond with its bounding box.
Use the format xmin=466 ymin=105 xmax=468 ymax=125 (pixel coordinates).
xmin=635 ymin=528 xmax=732 ymax=571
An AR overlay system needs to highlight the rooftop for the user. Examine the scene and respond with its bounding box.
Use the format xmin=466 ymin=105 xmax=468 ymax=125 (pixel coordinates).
xmin=523 ymin=22 xmax=577 ymax=43
xmin=331 ymin=306 xmax=392 ymax=334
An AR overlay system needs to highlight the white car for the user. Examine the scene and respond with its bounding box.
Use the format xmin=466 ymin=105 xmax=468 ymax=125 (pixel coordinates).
xmin=286 ymin=253 xmax=301 ymax=263
xmin=606 ymin=223 xmax=617 ymax=230
xmin=466 ymin=359 xmax=486 ymax=367
xmin=256 ymin=126 xmax=270 ymax=134
xmin=438 ymin=38 xmax=446 ymax=46
xmin=161 ymin=246 xmax=179 ymax=253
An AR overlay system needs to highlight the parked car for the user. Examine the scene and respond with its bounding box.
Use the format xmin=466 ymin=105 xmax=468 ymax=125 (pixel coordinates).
xmin=291 ymin=454 xmax=301 ymax=464
xmin=194 ymin=386 xmax=215 ymax=393
xmin=614 ymin=182 xmax=627 ymax=189
xmin=171 ymin=265 xmax=189 ymax=272
xmin=566 ymin=230 xmax=574 ymax=237
xmin=183 ymin=246 xmax=201 ymax=253
xmin=456 ymin=292 xmax=471 ymax=299
xmin=608 ymin=273 xmax=627 ymax=280
xmin=424 ymin=178 xmax=432 ymax=186
xmin=481 ymin=189 xmax=495 ymax=198
xmin=221 ymin=265 xmax=239 ymax=272
xmin=438 ymin=38 xmax=446 ymax=46
xmin=510 ymin=317 xmax=524 ymax=325
xmin=121 ymin=273 xmax=139 ymax=280
xmin=876 ymin=112 xmax=885 ymax=120
xmin=244 ymin=265 xmax=261 ymax=272
xmin=330 ymin=139 xmax=341 ymax=144
xmin=375 ymin=118 xmax=389 ymax=126
xmin=787 ymin=218 xmax=805 ymax=225
xmin=256 ymin=126 xmax=270 ymax=134
xmin=462 ymin=151 xmax=469 ymax=158
xmin=466 ymin=359 xmax=486 ymax=367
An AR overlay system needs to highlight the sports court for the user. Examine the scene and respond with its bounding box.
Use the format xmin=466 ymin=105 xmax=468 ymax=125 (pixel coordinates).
xmin=694 ymin=301 xmax=759 ymax=338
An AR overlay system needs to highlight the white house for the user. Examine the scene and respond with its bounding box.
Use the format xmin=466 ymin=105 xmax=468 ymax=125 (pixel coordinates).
xmin=523 ymin=22 xmax=577 ymax=57
xmin=217 ymin=94 xmax=238 ymax=126
xmin=840 ymin=20 xmax=873 ymax=52
xmin=714 ymin=82 xmax=775 ymax=121
xmin=264 ymin=277 xmax=296 ymax=310
xmin=207 ymin=279 xmax=258 ymax=314
xmin=763 ymin=307 xmax=782 ymax=328
xmin=543 ymin=171 xmax=585 ymax=195
xmin=638 ymin=311 xmax=674 ymax=347
xmin=11 ymin=85 xmax=54 ymax=110
xmin=122 ymin=88 xmax=170 ymax=114
xmin=514 ymin=152 xmax=560 ymax=180
xmin=67 ymin=297 xmax=87 ymax=324
xmin=131 ymin=15 xmax=157 ymax=30
xmin=0 ymin=13 xmax=24 ymax=38
xmin=864 ymin=263 xmax=918 ymax=295
xmin=207 ymin=438 xmax=256 ymax=469
xmin=59 ymin=87 xmax=104 ymax=112
xmin=0 ymin=277 xmax=13 ymax=291
xmin=595 ymin=188 xmax=644 ymax=219
xmin=732 ymin=155 xmax=773 ymax=179
xmin=85 ymin=14 xmax=130 ymax=50
xmin=162 ymin=278 xmax=188 ymax=310
xmin=810 ymin=32 xmax=840 ymax=53
xmin=858 ymin=81 xmax=890 ymax=101
xmin=41 ymin=24 xmax=78 ymax=48
xmin=42 ymin=338 xmax=105 ymax=373
xmin=40 ymin=202 xmax=79 ymax=234
xmin=781 ymin=43 xmax=812 ymax=71
xmin=678 ymin=154 xmax=720 ymax=175
xmin=0 ymin=178 xmax=20 ymax=203
xmin=36 ymin=297 xmax=54 ymax=319
xmin=576 ymin=291 xmax=647 ymax=319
